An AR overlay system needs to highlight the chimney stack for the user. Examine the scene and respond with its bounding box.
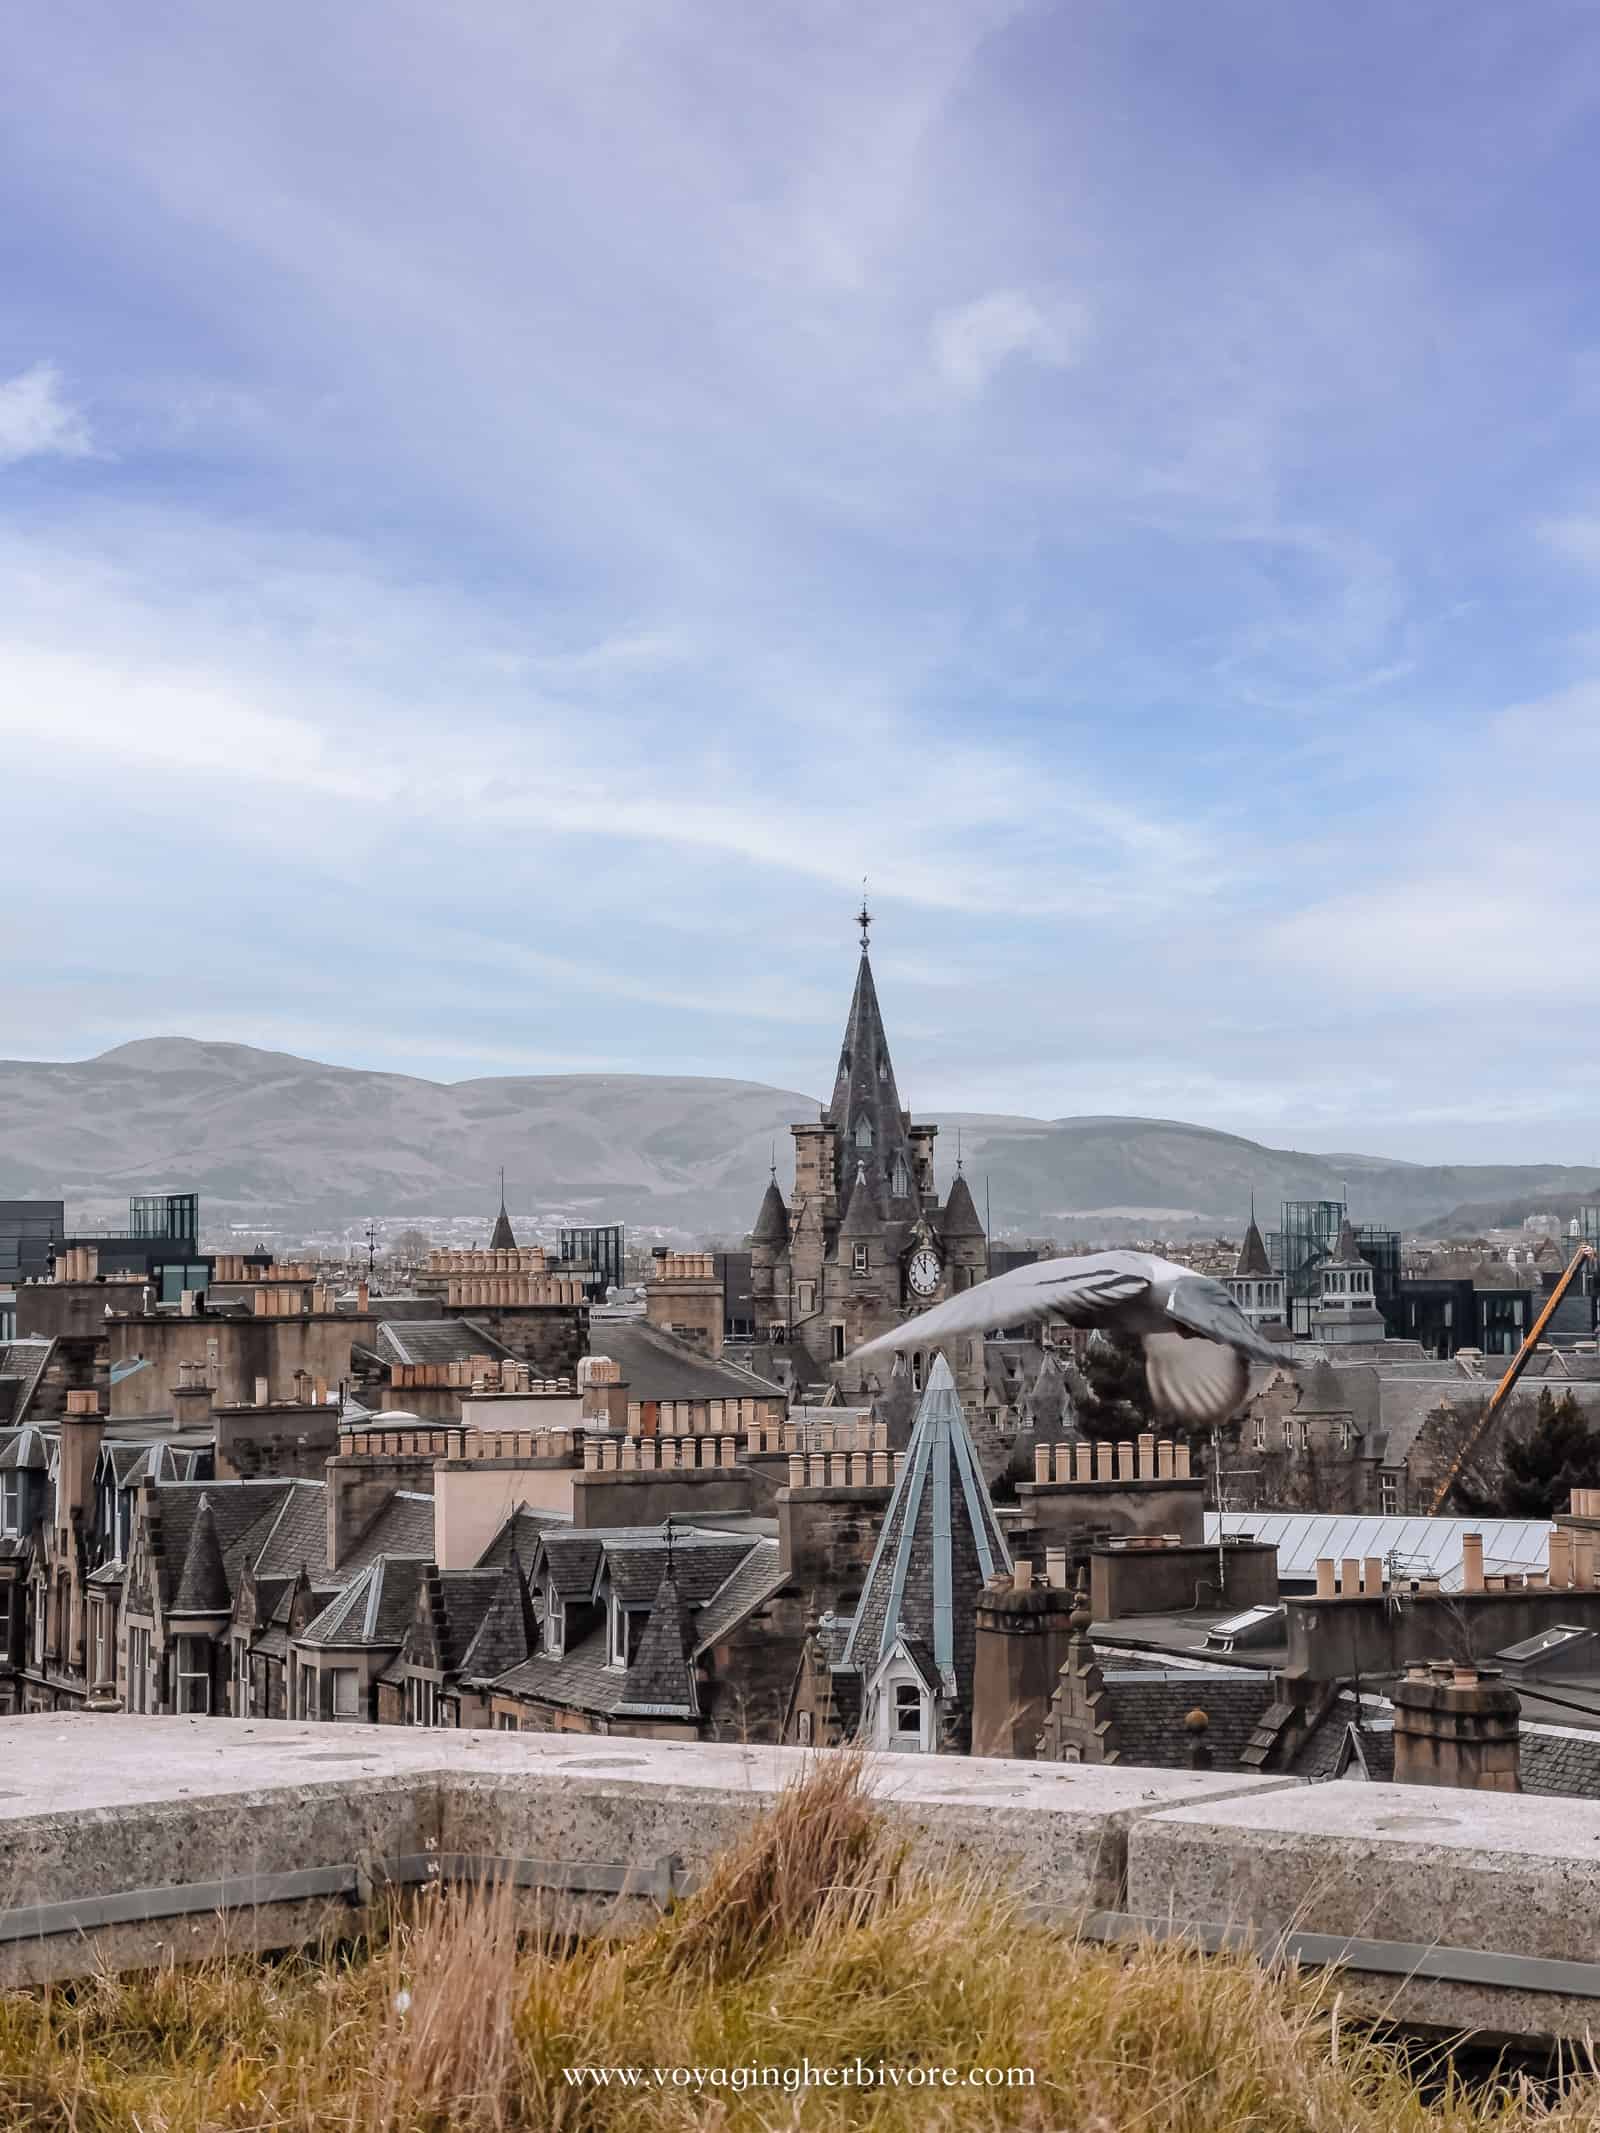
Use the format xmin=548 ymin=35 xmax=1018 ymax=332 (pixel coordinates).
xmin=1391 ymin=1663 xmax=1521 ymax=1792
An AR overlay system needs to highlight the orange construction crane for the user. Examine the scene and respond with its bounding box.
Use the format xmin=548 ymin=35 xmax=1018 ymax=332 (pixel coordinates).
xmin=1426 ymin=1241 xmax=1596 ymax=1514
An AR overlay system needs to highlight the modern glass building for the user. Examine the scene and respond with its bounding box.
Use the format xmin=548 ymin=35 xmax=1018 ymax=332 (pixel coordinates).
xmin=558 ymin=1224 xmax=625 ymax=1300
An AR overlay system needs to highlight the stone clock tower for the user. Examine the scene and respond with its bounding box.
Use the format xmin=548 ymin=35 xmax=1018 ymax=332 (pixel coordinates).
xmin=748 ymin=903 xmax=989 ymax=1417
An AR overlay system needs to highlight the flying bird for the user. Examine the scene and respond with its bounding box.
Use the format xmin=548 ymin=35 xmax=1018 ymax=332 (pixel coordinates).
xmin=852 ymin=1251 xmax=1287 ymax=1426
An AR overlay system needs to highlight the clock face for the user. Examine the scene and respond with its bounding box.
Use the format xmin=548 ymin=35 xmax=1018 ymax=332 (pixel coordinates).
xmin=907 ymin=1246 xmax=942 ymax=1298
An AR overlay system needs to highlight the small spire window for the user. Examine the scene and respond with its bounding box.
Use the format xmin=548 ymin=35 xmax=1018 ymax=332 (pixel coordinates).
xmin=855 ymin=1118 xmax=873 ymax=1149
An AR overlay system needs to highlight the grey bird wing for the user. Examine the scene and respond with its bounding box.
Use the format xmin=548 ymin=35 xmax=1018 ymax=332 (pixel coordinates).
xmin=849 ymin=1254 xmax=1153 ymax=1366
xmin=1163 ymin=1276 xmax=1286 ymax=1368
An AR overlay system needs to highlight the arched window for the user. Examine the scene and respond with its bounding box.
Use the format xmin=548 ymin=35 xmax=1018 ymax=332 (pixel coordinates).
xmin=855 ymin=1118 xmax=873 ymax=1149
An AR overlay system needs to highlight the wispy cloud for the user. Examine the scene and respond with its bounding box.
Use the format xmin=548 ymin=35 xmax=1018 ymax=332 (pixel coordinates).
xmin=7 ymin=2 xmax=1600 ymax=1162
xmin=0 ymin=363 xmax=91 ymax=466
xmin=930 ymin=289 xmax=1088 ymax=398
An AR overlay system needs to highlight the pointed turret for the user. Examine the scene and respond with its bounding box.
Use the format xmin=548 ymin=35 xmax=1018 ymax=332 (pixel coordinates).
xmin=751 ymin=1175 xmax=789 ymax=1249
xmin=172 ymin=1493 xmax=230 ymax=1615
xmin=839 ymin=1161 xmax=885 ymax=1239
xmin=1234 ymin=1213 xmax=1273 ymax=1280
xmin=459 ymin=1547 xmax=540 ymax=1681
xmin=1328 ymin=1216 xmax=1364 ymax=1267
xmin=489 ymin=1178 xmax=517 ymax=1253
xmin=826 ymin=943 xmax=917 ymax=1217
xmin=613 ymin=1568 xmax=700 ymax=1718
xmin=940 ymin=1170 xmax=986 ymax=1241
xmin=842 ymin=1355 xmax=1009 ymax=1747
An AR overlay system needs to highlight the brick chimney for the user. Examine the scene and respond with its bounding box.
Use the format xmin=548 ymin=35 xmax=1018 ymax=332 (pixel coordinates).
xmin=1391 ymin=1662 xmax=1521 ymax=1792
xmin=971 ymin=1556 xmax=1080 ymax=1760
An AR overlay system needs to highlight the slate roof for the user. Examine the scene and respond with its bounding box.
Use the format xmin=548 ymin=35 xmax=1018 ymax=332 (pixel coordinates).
xmin=0 ymin=1426 xmax=49 ymax=1473
xmin=613 ymin=1571 xmax=700 ymax=1718
xmin=299 ymin=1556 xmax=430 ymax=1649
xmin=457 ymin=1551 xmax=541 ymax=1682
xmin=491 ymin=1624 xmax=625 ymax=1712
xmin=424 ymin=1568 xmax=502 ymax=1671
xmin=751 ymin=1178 xmax=789 ymax=1248
xmin=693 ymin=1537 xmax=785 ymax=1653
xmin=489 ymin=1198 xmax=517 ymax=1251
xmin=472 ymin=1506 xmax=570 ymax=1569
xmin=604 ymin=1530 xmax=753 ymax=1610
xmin=170 ymin=1495 xmax=231 ymax=1615
xmin=1099 ymin=1670 xmax=1274 ymax=1770
xmin=339 ymin=1489 xmax=436 ymax=1572
xmin=587 ymin=1320 xmax=784 ymax=1404
xmin=1234 ymin=1219 xmax=1274 ymax=1281
xmin=825 ymin=947 xmax=919 ymax=1219
xmin=371 ymin=1319 xmax=519 ymax=1369
xmin=841 ymin=1355 xmax=1008 ymax=1708
xmin=147 ymin=1482 xmax=311 ymax=1610
xmin=0 ymin=1339 xmax=52 ymax=1425
xmin=940 ymin=1172 xmax=986 ymax=1241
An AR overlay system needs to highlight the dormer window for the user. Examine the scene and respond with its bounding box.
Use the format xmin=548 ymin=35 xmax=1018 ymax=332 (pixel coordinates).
xmin=855 ymin=1119 xmax=873 ymax=1149
xmin=894 ymin=1682 xmax=923 ymax=1738
xmin=0 ymin=1476 xmax=19 ymax=1535
xmin=545 ymin=1589 xmax=565 ymax=1657
xmin=608 ymin=1592 xmax=628 ymax=1669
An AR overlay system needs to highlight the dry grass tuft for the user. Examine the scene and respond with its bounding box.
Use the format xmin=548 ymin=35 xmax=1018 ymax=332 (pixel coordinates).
xmin=0 ymin=1756 xmax=1590 ymax=2130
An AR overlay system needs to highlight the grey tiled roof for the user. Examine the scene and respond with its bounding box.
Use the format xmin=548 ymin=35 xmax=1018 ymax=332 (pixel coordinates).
xmin=614 ymin=1572 xmax=699 ymax=1718
xmin=341 ymin=1489 xmax=435 ymax=1571
xmin=535 ymin=1529 xmax=605 ymax=1601
xmin=473 ymin=1506 xmax=569 ymax=1569
xmin=605 ymin=1531 xmax=753 ymax=1610
xmin=457 ymin=1553 xmax=540 ymax=1682
xmin=1101 ymin=1671 xmax=1275 ymax=1770
xmin=170 ymin=1496 xmax=231 ymax=1615
xmin=693 ymin=1538 xmax=785 ymax=1654
xmin=0 ymin=1426 xmax=48 ymax=1473
xmin=371 ymin=1319 xmax=518 ymax=1369
xmin=0 ymin=1340 xmax=52 ymax=1424
xmin=492 ymin=1624 xmax=626 ymax=1712
xmin=842 ymin=1357 xmax=1008 ymax=1712
xmin=1521 ymin=1728 xmax=1600 ymax=1798
xmin=299 ymin=1556 xmax=430 ymax=1649
xmin=586 ymin=1320 xmax=783 ymax=1403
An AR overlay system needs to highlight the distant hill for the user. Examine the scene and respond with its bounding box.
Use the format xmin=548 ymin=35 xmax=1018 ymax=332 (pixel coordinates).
xmin=1 ymin=1038 xmax=1597 ymax=1243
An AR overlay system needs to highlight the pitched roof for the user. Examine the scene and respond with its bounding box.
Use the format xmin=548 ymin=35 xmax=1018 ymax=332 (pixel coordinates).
xmin=693 ymin=1536 xmax=786 ymax=1653
xmin=940 ymin=1172 xmax=986 ymax=1241
xmin=1234 ymin=1218 xmax=1274 ymax=1280
xmin=372 ymin=1319 xmax=519 ymax=1369
xmin=473 ymin=1506 xmax=570 ymax=1569
xmin=299 ymin=1555 xmax=430 ymax=1648
xmin=489 ymin=1196 xmax=517 ymax=1251
xmin=587 ymin=1319 xmax=783 ymax=1404
xmin=613 ymin=1570 xmax=700 ymax=1718
xmin=825 ymin=949 xmax=917 ymax=1218
xmin=457 ymin=1550 xmax=541 ymax=1681
xmin=841 ymin=1355 xmax=1009 ymax=1706
xmin=1326 ymin=1217 xmax=1366 ymax=1268
xmin=170 ymin=1495 xmax=231 ymax=1615
xmin=1097 ymin=1668 xmax=1274 ymax=1770
xmin=751 ymin=1177 xmax=790 ymax=1247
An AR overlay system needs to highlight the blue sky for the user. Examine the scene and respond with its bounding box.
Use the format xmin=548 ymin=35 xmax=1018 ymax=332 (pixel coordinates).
xmin=5 ymin=0 xmax=1600 ymax=1162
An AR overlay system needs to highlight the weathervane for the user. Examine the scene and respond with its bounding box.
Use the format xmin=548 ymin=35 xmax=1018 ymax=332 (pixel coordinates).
xmin=857 ymin=877 xmax=872 ymax=953
xmin=956 ymin=1127 xmax=964 ymax=1176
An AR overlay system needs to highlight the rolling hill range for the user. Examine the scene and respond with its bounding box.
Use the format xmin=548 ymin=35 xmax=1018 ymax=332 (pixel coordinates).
xmin=1 ymin=1038 xmax=1596 ymax=1242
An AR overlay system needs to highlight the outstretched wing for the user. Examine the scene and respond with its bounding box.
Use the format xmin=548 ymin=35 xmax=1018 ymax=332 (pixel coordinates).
xmin=849 ymin=1254 xmax=1153 ymax=1366
xmin=1163 ymin=1275 xmax=1285 ymax=1368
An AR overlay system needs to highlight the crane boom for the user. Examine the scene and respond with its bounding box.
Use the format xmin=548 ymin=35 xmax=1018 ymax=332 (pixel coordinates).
xmin=1426 ymin=1242 xmax=1596 ymax=1515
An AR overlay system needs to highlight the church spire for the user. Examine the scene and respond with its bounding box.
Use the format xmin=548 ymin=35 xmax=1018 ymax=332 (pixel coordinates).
xmin=825 ymin=907 xmax=915 ymax=1215
xmin=489 ymin=1169 xmax=517 ymax=1252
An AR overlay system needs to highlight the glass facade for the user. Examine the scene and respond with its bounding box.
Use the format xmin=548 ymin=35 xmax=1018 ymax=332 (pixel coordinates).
xmin=558 ymin=1224 xmax=625 ymax=1299
xmin=128 ymin=1193 xmax=199 ymax=1243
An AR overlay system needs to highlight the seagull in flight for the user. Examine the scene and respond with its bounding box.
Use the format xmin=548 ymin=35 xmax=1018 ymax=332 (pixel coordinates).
xmin=852 ymin=1250 xmax=1287 ymax=1426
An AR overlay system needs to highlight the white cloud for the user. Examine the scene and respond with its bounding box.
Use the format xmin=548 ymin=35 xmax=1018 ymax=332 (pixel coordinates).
xmin=930 ymin=288 xmax=1087 ymax=398
xmin=0 ymin=363 xmax=91 ymax=466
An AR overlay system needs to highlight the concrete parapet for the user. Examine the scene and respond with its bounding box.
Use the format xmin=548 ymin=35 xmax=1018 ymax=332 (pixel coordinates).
xmin=0 ymin=1717 xmax=1289 ymax=1989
